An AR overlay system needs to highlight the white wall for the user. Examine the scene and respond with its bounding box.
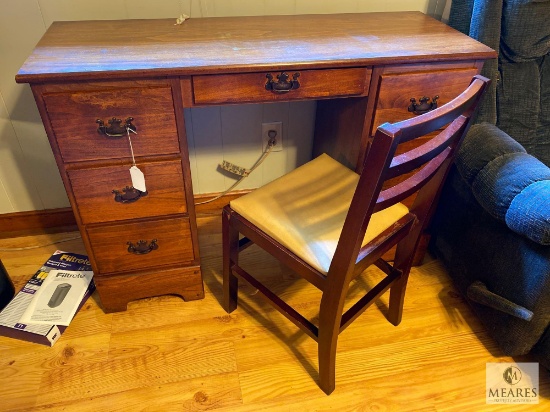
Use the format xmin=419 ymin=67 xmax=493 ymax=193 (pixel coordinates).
xmin=0 ymin=0 xmax=434 ymax=214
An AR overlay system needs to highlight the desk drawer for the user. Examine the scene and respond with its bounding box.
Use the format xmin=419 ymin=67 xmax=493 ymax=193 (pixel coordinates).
xmin=43 ymin=86 xmax=181 ymax=163
xmin=68 ymin=160 xmax=187 ymax=225
xmin=192 ymin=68 xmax=370 ymax=105
xmin=87 ymin=217 xmax=195 ymax=274
xmin=371 ymin=67 xmax=478 ymax=134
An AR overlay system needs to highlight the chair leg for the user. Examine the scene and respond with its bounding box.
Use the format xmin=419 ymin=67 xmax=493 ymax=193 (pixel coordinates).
xmin=318 ymin=303 xmax=342 ymax=395
xmin=318 ymin=335 xmax=337 ymax=395
xmin=388 ymin=271 xmax=410 ymax=326
xmin=222 ymin=208 xmax=239 ymax=313
xmin=388 ymin=231 xmax=418 ymax=326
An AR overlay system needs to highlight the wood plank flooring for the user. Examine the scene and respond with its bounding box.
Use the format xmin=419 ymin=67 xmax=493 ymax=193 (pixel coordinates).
xmin=0 ymin=214 xmax=548 ymax=411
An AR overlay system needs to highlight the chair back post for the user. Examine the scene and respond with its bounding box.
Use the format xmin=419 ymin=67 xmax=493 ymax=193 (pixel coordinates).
xmin=327 ymin=131 xmax=398 ymax=275
xmin=388 ymin=75 xmax=490 ymax=324
xmin=406 ymin=75 xmax=490 ymax=233
xmin=321 ymin=128 xmax=398 ymax=295
xmin=318 ymin=128 xmax=398 ymax=339
xmin=317 ymin=127 xmax=404 ymax=395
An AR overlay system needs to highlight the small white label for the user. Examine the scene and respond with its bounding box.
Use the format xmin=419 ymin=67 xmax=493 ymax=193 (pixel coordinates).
xmin=130 ymin=166 xmax=146 ymax=192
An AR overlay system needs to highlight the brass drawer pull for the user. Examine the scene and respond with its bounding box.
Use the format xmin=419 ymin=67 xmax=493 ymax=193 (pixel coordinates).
xmin=127 ymin=239 xmax=158 ymax=255
xmin=408 ymin=95 xmax=439 ymax=115
xmin=265 ymin=72 xmax=300 ymax=93
xmin=112 ymin=186 xmax=148 ymax=203
xmin=96 ymin=117 xmax=137 ymax=137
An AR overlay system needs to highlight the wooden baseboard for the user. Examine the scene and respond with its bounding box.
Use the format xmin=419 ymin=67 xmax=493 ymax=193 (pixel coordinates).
xmin=0 ymin=190 xmax=251 ymax=237
xmin=193 ymin=190 xmax=250 ymax=215
xmin=0 ymin=208 xmax=78 ymax=238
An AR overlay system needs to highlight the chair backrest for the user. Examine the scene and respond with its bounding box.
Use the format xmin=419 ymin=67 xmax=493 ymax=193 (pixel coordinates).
xmin=329 ymin=75 xmax=490 ymax=277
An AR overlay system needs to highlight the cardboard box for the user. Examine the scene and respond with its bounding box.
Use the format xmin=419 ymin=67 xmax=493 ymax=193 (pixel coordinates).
xmin=0 ymin=251 xmax=95 ymax=346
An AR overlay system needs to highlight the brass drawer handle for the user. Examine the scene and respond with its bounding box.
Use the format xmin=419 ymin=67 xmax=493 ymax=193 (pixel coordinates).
xmin=127 ymin=239 xmax=158 ymax=255
xmin=265 ymin=72 xmax=300 ymax=93
xmin=112 ymin=186 xmax=148 ymax=203
xmin=408 ymin=95 xmax=439 ymax=115
xmin=96 ymin=117 xmax=137 ymax=137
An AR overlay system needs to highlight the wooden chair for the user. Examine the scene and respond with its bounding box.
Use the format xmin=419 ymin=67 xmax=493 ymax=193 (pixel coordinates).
xmin=222 ymin=75 xmax=489 ymax=394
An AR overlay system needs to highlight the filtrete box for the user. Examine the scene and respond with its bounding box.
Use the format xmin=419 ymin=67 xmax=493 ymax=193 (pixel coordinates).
xmin=0 ymin=251 xmax=95 ymax=346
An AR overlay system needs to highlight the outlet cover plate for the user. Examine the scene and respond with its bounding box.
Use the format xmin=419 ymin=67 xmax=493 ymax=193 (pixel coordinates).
xmin=262 ymin=122 xmax=282 ymax=152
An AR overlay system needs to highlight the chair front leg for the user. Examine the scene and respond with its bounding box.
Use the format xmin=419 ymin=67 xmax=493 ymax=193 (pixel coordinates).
xmin=318 ymin=298 xmax=344 ymax=395
xmin=318 ymin=331 xmax=338 ymax=395
xmin=222 ymin=208 xmax=239 ymax=313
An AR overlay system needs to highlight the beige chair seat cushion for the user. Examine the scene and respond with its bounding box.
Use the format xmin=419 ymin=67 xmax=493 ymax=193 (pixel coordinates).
xmin=230 ymin=153 xmax=409 ymax=274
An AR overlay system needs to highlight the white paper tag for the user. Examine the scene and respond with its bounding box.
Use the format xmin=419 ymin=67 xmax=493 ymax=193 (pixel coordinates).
xmin=130 ymin=165 xmax=146 ymax=192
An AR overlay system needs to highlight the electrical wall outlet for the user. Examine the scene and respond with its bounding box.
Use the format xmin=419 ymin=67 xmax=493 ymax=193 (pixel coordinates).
xmin=262 ymin=122 xmax=283 ymax=152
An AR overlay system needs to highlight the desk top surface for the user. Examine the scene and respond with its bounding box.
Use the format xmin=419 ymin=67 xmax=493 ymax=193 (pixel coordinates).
xmin=16 ymin=12 xmax=496 ymax=83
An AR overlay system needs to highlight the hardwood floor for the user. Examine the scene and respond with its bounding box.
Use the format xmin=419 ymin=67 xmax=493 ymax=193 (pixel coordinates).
xmin=0 ymin=214 xmax=548 ymax=411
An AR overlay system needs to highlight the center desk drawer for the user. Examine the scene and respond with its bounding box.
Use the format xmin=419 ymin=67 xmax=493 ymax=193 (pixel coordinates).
xmin=192 ymin=68 xmax=371 ymax=105
xmin=68 ymin=160 xmax=187 ymax=224
xmin=87 ymin=217 xmax=195 ymax=274
xmin=43 ymin=86 xmax=181 ymax=163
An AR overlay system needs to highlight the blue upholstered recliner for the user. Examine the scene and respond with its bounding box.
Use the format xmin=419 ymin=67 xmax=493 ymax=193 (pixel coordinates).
xmin=431 ymin=124 xmax=550 ymax=367
xmin=429 ymin=0 xmax=550 ymax=367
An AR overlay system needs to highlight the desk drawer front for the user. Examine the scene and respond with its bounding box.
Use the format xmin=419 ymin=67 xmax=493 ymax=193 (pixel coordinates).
xmin=192 ymin=68 xmax=370 ymax=105
xmin=87 ymin=217 xmax=195 ymax=274
xmin=372 ymin=68 xmax=479 ymax=134
xmin=43 ymin=86 xmax=181 ymax=162
xmin=68 ymin=160 xmax=187 ymax=224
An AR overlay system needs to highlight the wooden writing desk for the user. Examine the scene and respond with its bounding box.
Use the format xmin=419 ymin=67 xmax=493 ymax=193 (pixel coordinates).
xmin=16 ymin=13 xmax=496 ymax=312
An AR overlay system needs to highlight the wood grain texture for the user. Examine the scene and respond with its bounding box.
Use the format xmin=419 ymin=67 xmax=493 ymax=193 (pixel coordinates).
xmin=31 ymin=75 xmax=204 ymax=313
xmin=86 ymin=216 xmax=196 ymax=274
xmin=0 ymin=191 xmax=250 ymax=238
xmin=68 ymin=160 xmax=187 ymax=224
xmin=0 ymin=218 xmax=548 ymax=410
xmin=372 ymin=67 xmax=480 ymax=133
xmin=0 ymin=208 xmax=77 ymax=238
xmin=313 ymin=96 xmax=369 ymax=170
xmin=15 ymin=13 xmax=496 ymax=83
xmin=42 ymin=85 xmax=180 ymax=163
xmin=192 ymin=67 xmax=370 ymax=105
xmin=94 ymin=266 xmax=204 ymax=313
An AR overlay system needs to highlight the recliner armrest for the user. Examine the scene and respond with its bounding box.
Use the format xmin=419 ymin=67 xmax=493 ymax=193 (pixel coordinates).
xmin=455 ymin=123 xmax=550 ymax=245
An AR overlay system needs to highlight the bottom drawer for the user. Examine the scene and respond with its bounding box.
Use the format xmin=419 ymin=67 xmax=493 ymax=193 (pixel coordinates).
xmin=87 ymin=217 xmax=195 ymax=274
xmin=94 ymin=266 xmax=204 ymax=313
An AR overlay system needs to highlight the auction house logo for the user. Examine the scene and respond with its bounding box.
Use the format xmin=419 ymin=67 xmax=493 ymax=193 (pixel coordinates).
xmin=486 ymin=363 xmax=539 ymax=404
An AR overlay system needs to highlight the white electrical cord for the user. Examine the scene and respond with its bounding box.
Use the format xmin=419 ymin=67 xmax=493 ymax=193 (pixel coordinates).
xmin=195 ymin=140 xmax=275 ymax=205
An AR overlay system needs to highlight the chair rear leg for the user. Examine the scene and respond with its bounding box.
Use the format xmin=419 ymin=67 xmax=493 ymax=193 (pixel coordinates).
xmin=388 ymin=230 xmax=419 ymax=326
xmin=222 ymin=208 xmax=239 ymax=313
xmin=388 ymin=271 xmax=411 ymax=326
